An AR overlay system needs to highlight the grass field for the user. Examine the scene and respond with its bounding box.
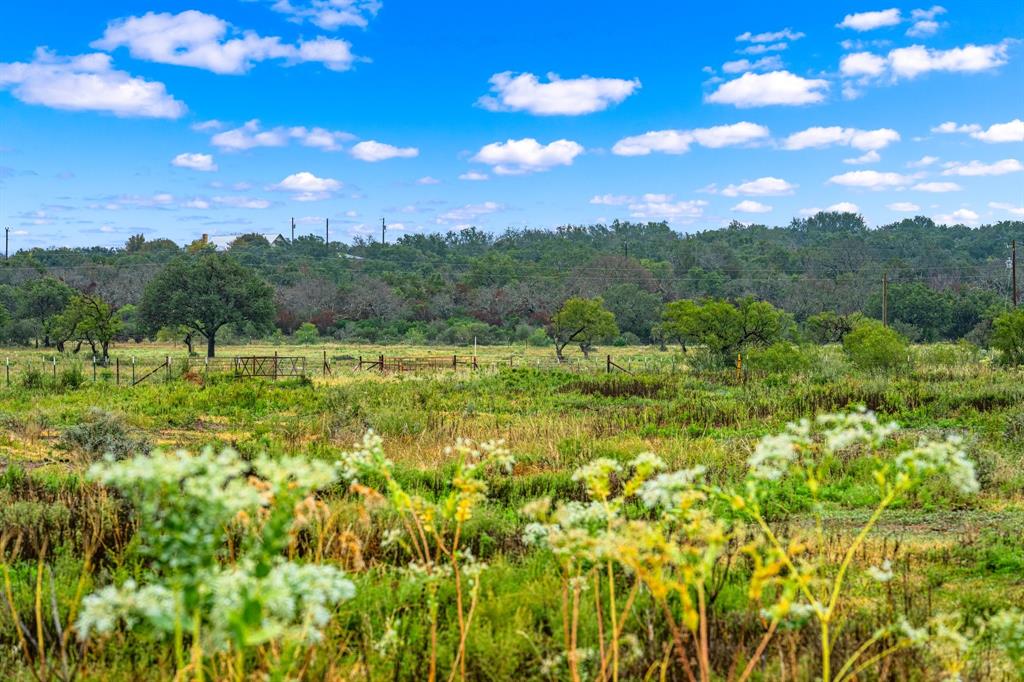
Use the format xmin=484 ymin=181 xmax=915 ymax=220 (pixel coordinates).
xmin=0 ymin=341 xmax=1022 ymax=680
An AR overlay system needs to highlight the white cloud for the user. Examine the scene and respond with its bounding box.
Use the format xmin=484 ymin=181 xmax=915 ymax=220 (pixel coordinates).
xmin=941 ymin=159 xmax=1024 ymax=176
xmin=705 ymin=70 xmax=829 ymax=107
xmin=438 ymin=201 xmax=503 ymax=223
xmin=589 ymin=194 xmax=634 ymax=206
xmin=471 ymin=138 xmax=583 ymax=175
xmin=935 ymin=119 xmax=1024 ymax=143
xmin=212 ymin=195 xmax=271 ymax=209
xmin=612 ymin=122 xmax=769 ymax=156
xmin=783 ymin=126 xmax=900 ymax=151
xmin=210 ymin=120 xmax=353 ymax=151
xmin=935 ymin=208 xmax=979 ymax=224
xmin=888 ymin=201 xmax=921 ymax=211
xmin=272 ymin=171 xmax=341 ymax=201
xmin=477 ymin=71 xmax=640 ymax=115
xmin=800 ymin=202 xmax=862 ymax=215
xmin=837 ymin=9 xmax=903 ymax=32
xmin=192 ymin=119 xmax=223 ymax=132
xmin=172 ymin=153 xmax=217 ymax=172
xmin=913 ymin=181 xmax=961 ymax=192
xmin=732 ymin=200 xmax=772 ymax=213
xmin=350 ymin=140 xmax=419 ymax=162
xmin=840 ymin=52 xmax=887 ymax=77
xmin=626 ymin=194 xmax=707 ymax=222
xmin=268 ymin=0 xmax=381 ymax=30
xmin=0 ymin=48 xmax=185 ymax=118
xmin=721 ymin=176 xmax=796 ymax=196
xmin=888 ymin=43 xmax=1009 ymax=79
xmin=416 ymin=176 xmax=440 ymax=185
xmin=458 ymin=171 xmax=489 ymax=181
xmin=907 ymin=6 xmax=947 ymax=37
xmin=989 ymin=201 xmax=1024 ymax=216
xmin=736 ymin=28 xmax=805 ymax=43
xmin=722 ymin=56 xmax=783 ymax=74
xmin=844 ymin=150 xmax=881 ymax=164
xmin=92 ymin=10 xmax=358 ymax=74
xmin=828 ymin=170 xmax=913 ymax=189
xmin=907 ymin=155 xmax=939 ymax=167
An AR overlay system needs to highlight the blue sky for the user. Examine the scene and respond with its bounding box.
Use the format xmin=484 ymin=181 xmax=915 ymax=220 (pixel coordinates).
xmin=0 ymin=1 xmax=1022 ymax=249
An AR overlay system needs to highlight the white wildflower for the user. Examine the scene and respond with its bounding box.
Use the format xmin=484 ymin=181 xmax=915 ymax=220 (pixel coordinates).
xmin=866 ymin=559 xmax=894 ymax=582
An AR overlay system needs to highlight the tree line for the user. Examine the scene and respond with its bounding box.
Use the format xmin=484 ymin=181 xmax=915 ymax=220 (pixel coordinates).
xmin=0 ymin=212 xmax=1020 ymax=357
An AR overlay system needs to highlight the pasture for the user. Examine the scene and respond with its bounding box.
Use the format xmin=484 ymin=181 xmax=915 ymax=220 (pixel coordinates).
xmin=0 ymin=341 xmax=1022 ymax=680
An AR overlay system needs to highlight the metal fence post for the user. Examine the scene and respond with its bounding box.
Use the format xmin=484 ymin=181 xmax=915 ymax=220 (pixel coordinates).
xmin=5 ymin=357 xmax=8 ymax=387
xmin=132 ymin=356 xmax=136 ymax=385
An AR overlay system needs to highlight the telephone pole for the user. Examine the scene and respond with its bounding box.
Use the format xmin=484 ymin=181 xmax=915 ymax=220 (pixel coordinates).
xmin=882 ymin=272 xmax=889 ymax=326
xmin=381 ymin=217 xmax=386 ymax=245
xmin=325 ymin=218 xmax=330 ymax=247
xmin=4 ymin=226 xmax=8 ymax=260
xmin=290 ymin=217 xmax=295 ymax=242
xmin=1013 ymin=239 xmax=1018 ymax=307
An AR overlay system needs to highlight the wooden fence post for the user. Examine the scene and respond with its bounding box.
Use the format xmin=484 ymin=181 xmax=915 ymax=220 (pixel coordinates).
xmin=606 ymin=355 xmax=611 ymax=374
xmin=116 ymin=357 xmax=120 ymax=385
xmin=273 ymin=351 xmax=278 ymax=381
xmin=379 ymin=354 xmax=385 ymax=373
xmin=452 ymin=354 xmax=457 ymax=369
xmin=166 ymin=356 xmax=171 ymax=382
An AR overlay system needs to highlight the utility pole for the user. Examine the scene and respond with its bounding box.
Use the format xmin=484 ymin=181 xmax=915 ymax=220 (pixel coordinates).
xmin=4 ymin=226 xmax=8 ymax=260
xmin=381 ymin=217 xmax=386 ymax=245
xmin=623 ymin=241 xmax=628 ymax=259
xmin=290 ymin=217 xmax=295 ymax=242
xmin=882 ymin=272 xmax=889 ymax=326
xmin=1013 ymin=239 xmax=1018 ymax=307
xmin=325 ymin=218 xmax=329 ymax=247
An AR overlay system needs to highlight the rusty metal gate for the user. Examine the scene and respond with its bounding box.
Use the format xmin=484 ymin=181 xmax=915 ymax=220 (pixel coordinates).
xmin=232 ymin=355 xmax=305 ymax=378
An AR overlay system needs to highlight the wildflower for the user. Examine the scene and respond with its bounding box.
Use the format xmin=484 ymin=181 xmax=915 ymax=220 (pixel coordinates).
xmin=637 ymin=467 xmax=706 ymax=510
xmin=572 ymin=458 xmax=621 ymax=500
xmin=893 ymin=436 xmax=979 ymax=494
xmin=867 ymin=559 xmax=894 ymax=582
xmin=747 ymin=433 xmax=801 ymax=481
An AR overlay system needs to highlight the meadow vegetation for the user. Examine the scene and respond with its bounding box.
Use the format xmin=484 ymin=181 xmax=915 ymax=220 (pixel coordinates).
xmin=0 ymin=338 xmax=1021 ymax=680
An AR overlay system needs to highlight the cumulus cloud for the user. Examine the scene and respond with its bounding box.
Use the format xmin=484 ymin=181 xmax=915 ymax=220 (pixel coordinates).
xmin=211 ymin=195 xmax=271 ymax=209
xmin=268 ymin=0 xmax=381 ymax=30
xmin=989 ymin=201 xmax=1024 ymax=216
xmin=837 ymin=9 xmax=903 ymax=32
xmin=935 ymin=208 xmax=979 ymax=224
xmin=626 ymin=194 xmax=707 ymax=222
xmin=907 ymin=6 xmax=947 ymax=37
xmin=210 ymin=120 xmax=354 ymax=151
xmin=612 ymin=122 xmax=769 ymax=156
xmin=783 ymin=126 xmax=900 ymax=151
xmin=907 ymin=155 xmax=939 ymax=167
xmin=350 ymin=140 xmax=419 ymax=161
xmin=888 ymin=201 xmax=921 ymax=211
xmin=721 ymin=176 xmax=796 ymax=196
xmin=941 ymin=159 xmax=1023 ymax=176
xmin=172 ymin=153 xmax=217 ymax=171
xmin=0 ymin=48 xmax=185 ymax=118
xmin=272 ymin=171 xmax=341 ymax=201
xmin=471 ymin=138 xmax=583 ymax=175
xmin=732 ymin=200 xmax=772 ymax=213
xmin=913 ymin=181 xmax=961 ymax=192
xmin=458 ymin=171 xmax=489 ymax=181
xmin=477 ymin=71 xmax=640 ymax=115
xmin=840 ymin=52 xmax=888 ymax=77
xmin=888 ymin=42 xmax=1009 ymax=79
xmin=92 ymin=10 xmax=358 ymax=74
xmin=844 ymin=150 xmax=881 ymax=165
xmin=828 ymin=170 xmax=914 ymax=189
xmin=705 ymin=71 xmax=829 ymax=107
xmin=722 ymin=56 xmax=784 ymax=74
xmin=590 ymin=194 xmax=633 ymax=206
xmin=438 ymin=201 xmax=503 ymax=223
xmin=934 ymin=119 xmax=1024 ymax=143
xmin=801 ymin=202 xmax=861 ymax=215
xmin=416 ymin=176 xmax=440 ymax=185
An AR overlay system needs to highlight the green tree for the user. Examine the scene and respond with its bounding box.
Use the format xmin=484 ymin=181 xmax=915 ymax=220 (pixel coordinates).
xmin=547 ymin=297 xmax=618 ymax=361
xmin=18 ymin=276 xmax=74 ymax=347
xmin=661 ymin=299 xmax=703 ymax=351
xmin=140 ymin=254 xmax=275 ymax=357
xmin=842 ymin=319 xmax=909 ymax=370
xmin=602 ymin=283 xmax=662 ymax=341
xmin=805 ymin=311 xmax=863 ymax=344
xmin=992 ymin=308 xmax=1024 ymax=365
xmin=52 ymin=293 xmax=123 ymax=362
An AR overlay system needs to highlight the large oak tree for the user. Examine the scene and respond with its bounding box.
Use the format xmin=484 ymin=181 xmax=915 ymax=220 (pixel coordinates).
xmin=140 ymin=254 xmax=274 ymax=357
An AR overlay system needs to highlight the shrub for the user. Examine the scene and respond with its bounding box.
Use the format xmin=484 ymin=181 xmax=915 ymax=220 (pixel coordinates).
xmin=59 ymin=363 xmax=86 ymax=389
xmin=20 ymin=364 xmax=47 ymax=389
xmin=293 ymin=321 xmax=320 ymax=344
xmin=58 ymin=408 xmax=151 ymax=461
xmin=843 ymin=319 xmax=909 ymax=371
xmin=745 ymin=341 xmax=812 ymax=375
xmin=991 ymin=308 xmax=1024 ymax=365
